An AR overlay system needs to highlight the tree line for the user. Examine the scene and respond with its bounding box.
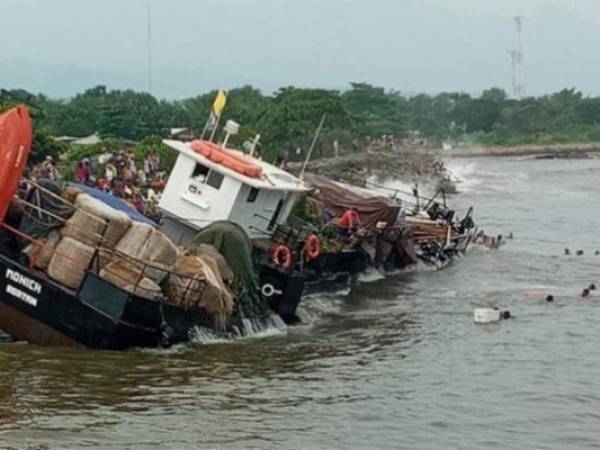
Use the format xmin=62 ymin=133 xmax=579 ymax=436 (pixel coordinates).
xmin=2 ymin=84 xmax=600 ymax=163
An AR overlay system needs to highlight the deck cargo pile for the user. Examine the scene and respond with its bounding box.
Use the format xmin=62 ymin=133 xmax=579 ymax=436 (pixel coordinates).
xmin=20 ymin=183 xmax=235 ymax=318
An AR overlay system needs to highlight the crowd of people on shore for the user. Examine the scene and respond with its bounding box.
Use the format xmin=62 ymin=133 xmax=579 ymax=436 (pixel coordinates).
xmin=30 ymin=150 xmax=167 ymax=221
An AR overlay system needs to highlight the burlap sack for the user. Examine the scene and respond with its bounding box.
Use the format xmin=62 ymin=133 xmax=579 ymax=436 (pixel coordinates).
xmin=47 ymin=236 xmax=95 ymax=289
xmin=100 ymin=259 xmax=162 ymax=300
xmin=62 ymin=185 xmax=82 ymax=204
xmin=115 ymin=225 xmax=178 ymax=284
xmin=61 ymin=208 xmax=105 ymax=247
xmin=23 ymin=230 xmax=61 ymax=271
xmin=115 ymin=222 xmax=154 ymax=256
xmin=75 ymin=194 xmax=132 ymax=247
xmin=139 ymin=229 xmax=178 ymax=284
xmin=181 ymin=243 xmax=234 ymax=285
xmin=167 ymin=255 xmax=233 ymax=319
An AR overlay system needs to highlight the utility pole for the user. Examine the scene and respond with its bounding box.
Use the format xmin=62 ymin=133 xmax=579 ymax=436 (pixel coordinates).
xmin=508 ymin=16 xmax=524 ymax=99
xmin=508 ymin=49 xmax=519 ymax=98
xmin=514 ymin=16 xmax=524 ymax=98
xmin=147 ymin=1 xmax=153 ymax=94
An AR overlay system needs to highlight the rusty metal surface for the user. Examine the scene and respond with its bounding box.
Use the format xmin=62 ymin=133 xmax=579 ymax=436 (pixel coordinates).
xmin=0 ymin=299 xmax=80 ymax=348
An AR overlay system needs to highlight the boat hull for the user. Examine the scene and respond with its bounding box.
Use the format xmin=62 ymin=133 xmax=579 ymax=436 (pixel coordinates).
xmin=0 ymin=254 xmax=222 ymax=350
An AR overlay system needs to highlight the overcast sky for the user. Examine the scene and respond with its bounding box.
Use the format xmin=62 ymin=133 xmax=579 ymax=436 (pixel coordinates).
xmin=1 ymin=0 xmax=599 ymax=98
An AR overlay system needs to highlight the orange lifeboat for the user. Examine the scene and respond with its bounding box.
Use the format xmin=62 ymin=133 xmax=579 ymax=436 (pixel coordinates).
xmin=0 ymin=105 xmax=32 ymax=223
xmin=190 ymin=140 xmax=263 ymax=178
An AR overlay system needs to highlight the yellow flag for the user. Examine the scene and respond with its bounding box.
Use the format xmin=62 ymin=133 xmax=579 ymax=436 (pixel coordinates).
xmin=212 ymin=89 xmax=227 ymax=118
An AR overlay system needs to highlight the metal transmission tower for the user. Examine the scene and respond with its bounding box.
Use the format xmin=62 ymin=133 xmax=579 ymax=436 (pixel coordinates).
xmin=147 ymin=2 xmax=153 ymax=94
xmin=508 ymin=16 xmax=524 ymax=99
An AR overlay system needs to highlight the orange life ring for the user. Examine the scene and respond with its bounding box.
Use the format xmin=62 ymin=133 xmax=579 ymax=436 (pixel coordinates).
xmin=191 ymin=140 xmax=263 ymax=178
xmin=272 ymin=244 xmax=293 ymax=270
xmin=0 ymin=105 xmax=32 ymax=223
xmin=303 ymin=233 xmax=320 ymax=261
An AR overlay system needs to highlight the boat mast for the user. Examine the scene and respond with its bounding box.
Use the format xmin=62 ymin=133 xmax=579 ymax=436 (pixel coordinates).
xmin=299 ymin=113 xmax=326 ymax=181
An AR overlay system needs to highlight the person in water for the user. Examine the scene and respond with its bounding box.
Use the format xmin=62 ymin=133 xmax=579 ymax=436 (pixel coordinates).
xmin=337 ymin=207 xmax=361 ymax=239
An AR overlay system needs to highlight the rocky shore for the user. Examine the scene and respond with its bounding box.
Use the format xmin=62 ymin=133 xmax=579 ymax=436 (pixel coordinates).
xmin=287 ymin=146 xmax=453 ymax=191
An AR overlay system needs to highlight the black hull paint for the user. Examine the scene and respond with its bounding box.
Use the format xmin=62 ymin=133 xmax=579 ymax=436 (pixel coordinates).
xmin=0 ymin=254 xmax=236 ymax=350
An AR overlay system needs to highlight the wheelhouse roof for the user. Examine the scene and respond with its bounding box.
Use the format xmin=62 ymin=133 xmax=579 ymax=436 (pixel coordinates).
xmin=163 ymin=139 xmax=309 ymax=192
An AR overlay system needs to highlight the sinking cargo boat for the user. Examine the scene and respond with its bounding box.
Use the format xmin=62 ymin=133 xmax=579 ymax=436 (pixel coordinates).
xmin=158 ymin=138 xmax=310 ymax=321
xmin=298 ymin=174 xmax=476 ymax=278
xmin=0 ymin=106 xmax=285 ymax=350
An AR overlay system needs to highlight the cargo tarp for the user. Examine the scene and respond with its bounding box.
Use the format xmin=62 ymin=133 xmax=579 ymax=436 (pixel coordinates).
xmin=67 ymin=182 xmax=157 ymax=227
xmin=303 ymin=174 xmax=400 ymax=230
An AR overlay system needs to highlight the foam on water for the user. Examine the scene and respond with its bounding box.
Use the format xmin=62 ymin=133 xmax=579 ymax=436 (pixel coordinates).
xmin=188 ymin=314 xmax=287 ymax=345
xmin=356 ymin=266 xmax=385 ymax=283
xmin=296 ymin=291 xmax=350 ymax=324
xmin=444 ymin=159 xmax=480 ymax=192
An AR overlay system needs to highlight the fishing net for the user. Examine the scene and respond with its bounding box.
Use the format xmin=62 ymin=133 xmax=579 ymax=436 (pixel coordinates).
xmin=19 ymin=179 xmax=74 ymax=238
xmin=191 ymin=221 xmax=270 ymax=319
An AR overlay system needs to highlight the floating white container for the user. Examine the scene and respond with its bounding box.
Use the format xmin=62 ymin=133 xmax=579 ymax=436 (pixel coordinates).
xmin=474 ymin=308 xmax=501 ymax=324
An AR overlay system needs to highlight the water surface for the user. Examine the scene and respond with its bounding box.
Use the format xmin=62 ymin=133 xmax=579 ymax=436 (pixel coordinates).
xmin=1 ymin=155 xmax=600 ymax=449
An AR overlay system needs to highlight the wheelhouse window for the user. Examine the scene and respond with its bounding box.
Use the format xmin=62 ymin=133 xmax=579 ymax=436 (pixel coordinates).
xmin=192 ymin=163 xmax=209 ymax=182
xmin=206 ymin=171 xmax=224 ymax=190
xmin=247 ymin=187 xmax=259 ymax=203
xmin=192 ymin=163 xmax=224 ymax=190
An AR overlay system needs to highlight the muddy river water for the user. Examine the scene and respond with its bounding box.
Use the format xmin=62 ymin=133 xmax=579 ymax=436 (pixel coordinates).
xmin=1 ymin=155 xmax=599 ymax=449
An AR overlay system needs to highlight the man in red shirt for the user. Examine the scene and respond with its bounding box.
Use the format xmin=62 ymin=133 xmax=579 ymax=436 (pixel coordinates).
xmin=337 ymin=207 xmax=361 ymax=239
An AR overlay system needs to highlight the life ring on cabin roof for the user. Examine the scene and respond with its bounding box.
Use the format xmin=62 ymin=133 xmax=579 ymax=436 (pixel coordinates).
xmin=0 ymin=105 xmax=32 ymax=223
xmin=303 ymin=233 xmax=320 ymax=261
xmin=190 ymin=140 xmax=263 ymax=178
xmin=272 ymin=244 xmax=293 ymax=270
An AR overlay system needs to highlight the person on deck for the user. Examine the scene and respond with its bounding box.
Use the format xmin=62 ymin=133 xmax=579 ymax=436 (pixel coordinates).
xmin=105 ymin=161 xmax=117 ymax=186
xmin=42 ymin=156 xmax=59 ymax=180
xmin=337 ymin=207 xmax=361 ymax=239
xmin=75 ymin=161 xmax=90 ymax=184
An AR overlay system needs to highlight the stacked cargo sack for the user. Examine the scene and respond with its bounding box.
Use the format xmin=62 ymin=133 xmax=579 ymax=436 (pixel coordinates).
xmin=99 ymin=222 xmax=178 ymax=299
xmin=47 ymin=192 xmax=132 ymax=289
xmin=167 ymin=254 xmax=234 ymax=321
xmin=23 ymin=230 xmax=61 ymax=271
xmin=47 ymin=236 xmax=97 ymax=289
xmin=99 ymin=258 xmax=162 ymax=300
xmin=180 ymin=243 xmax=235 ymax=286
xmin=64 ymin=193 xmax=132 ymax=248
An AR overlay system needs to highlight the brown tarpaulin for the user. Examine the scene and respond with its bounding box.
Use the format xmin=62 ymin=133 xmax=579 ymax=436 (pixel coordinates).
xmin=304 ymin=174 xmax=400 ymax=230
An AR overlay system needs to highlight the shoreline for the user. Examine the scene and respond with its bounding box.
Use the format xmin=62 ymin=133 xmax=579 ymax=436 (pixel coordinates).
xmin=439 ymin=142 xmax=600 ymax=158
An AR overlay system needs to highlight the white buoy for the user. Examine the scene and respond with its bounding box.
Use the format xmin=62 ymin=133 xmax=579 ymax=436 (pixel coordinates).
xmin=474 ymin=308 xmax=501 ymax=324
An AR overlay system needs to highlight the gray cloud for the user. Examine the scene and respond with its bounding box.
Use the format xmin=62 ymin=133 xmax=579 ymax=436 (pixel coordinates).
xmin=0 ymin=0 xmax=598 ymax=97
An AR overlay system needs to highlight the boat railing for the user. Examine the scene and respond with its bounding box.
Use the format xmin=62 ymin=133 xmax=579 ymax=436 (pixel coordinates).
xmin=3 ymin=218 xmax=213 ymax=308
xmin=5 ymin=180 xmax=219 ymax=307
xmin=15 ymin=180 xmax=122 ymax=248
xmin=89 ymin=247 xmax=211 ymax=309
xmin=0 ymin=221 xmax=92 ymax=273
xmin=1 ymin=215 xmax=208 ymax=308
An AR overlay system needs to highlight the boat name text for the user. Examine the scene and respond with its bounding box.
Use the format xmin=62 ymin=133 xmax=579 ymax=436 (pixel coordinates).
xmin=5 ymin=269 xmax=42 ymax=308
xmin=6 ymin=269 xmax=42 ymax=294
